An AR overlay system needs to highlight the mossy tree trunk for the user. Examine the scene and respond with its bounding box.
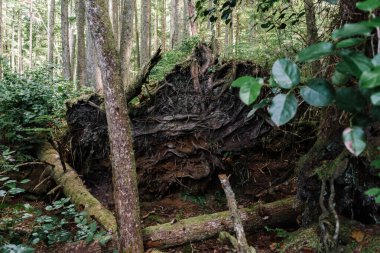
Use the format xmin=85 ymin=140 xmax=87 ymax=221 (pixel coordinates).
xmin=85 ymin=0 xmax=144 ymax=252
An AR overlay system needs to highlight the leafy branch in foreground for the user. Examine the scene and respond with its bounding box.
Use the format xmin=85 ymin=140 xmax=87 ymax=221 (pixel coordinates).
xmin=232 ymin=0 xmax=380 ymax=157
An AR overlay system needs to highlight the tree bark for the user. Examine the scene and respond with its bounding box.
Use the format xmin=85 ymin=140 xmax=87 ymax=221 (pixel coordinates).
xmin=0 ymin=0 xmax=3 ymax=78
xmin=17 ymin=8 xmax=23 ymax=74
xmin=85 ymin=0 xmax=144 ymax=252
xmin=170 ymin=0 xmax=180 ymax=49
xmin=134 ymin=0 xmax=140 ymax=68
xmin=303 ymin=0 xmax=320 ymax=76
xmin=76 ymin=0 xmax=86 ymax=88
xmin=143 ymin=197 xmax=301 ymax=249
xmin=161 ymin=0 xmax=166 ymax=51
xmin=48 ymin=0 xmax=55 ymax=70
xmin=61 ymin=0 xmax=72 ymax=80
xmin=140 ymin=0 xmax=151 ymax=65
xmin=187 ymin=0 xmax=197 ymax=36
xmin=111 ymin=0 xmax=120 ymax=47
xmin=29 ymin=0 xmax=33 ymax=70
xmin=120 ymin=0 xmax=135 ymax=88
xmin=85 ymin=20 xmax=103 ymax=91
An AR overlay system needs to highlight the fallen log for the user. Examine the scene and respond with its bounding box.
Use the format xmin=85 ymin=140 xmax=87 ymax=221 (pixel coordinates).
xmin=142 ymin=196 xmax=302 ymax=249
xmin=37 ymin=142 xmax=117 ymax=232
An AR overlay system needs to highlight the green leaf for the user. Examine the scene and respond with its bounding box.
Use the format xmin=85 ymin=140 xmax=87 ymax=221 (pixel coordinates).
xmin=271 ymin=59 xmax=300 ymax=89
xmin=323 ymin=0 xmax=337 ymax=4
xmin=332 ymin=70 xmax=349 ymax=85
xmin=342 ymin=127 xmax=366 ymax=156
xmin=336 ymin=38 xmax=365 ymax=48
xmin=246 ymin=99 xmax=271 ymax=119
xmin=297 ymin=42 xmax=334 ymax=62
xmin=365 ymin=188 xmax=380 ymax=196
xmin=361 ymin=17 xmax=380 ymax=28
xmin=372 ymin=54 xmax=380 ymax=66
xmin=359 ymin=67 xmax=380 ymax=88
xmin=356 ymin=0 xmax=380 ymax=12
xmin=371 ymin=92 xmax=380 ymax=105
xmin=371 ymin=159 xmax=380 ymax=168
xmin=268 ymin=93 xmax=298 ymax=126
xmin=341 ymin=52 xmax=373 ymax=79
xmin=8 ymin=187 xmax=25 ymax=195
xmin=300 ymin=79 xmax=335 ymax=107
xmin=0 ymin=190 xmax=7 ymax=197
xmin=336 ymin=87 xmax=367 ymax=113
xmin=232 ymin=76 xmax=263 ymax=105
xmin=332 ymin=23 xmax=373 ymax=40
xmin=0 ymin=176 xmax=10 ymax=181
xmin=20 ymin=179 xmax=30 ymax=184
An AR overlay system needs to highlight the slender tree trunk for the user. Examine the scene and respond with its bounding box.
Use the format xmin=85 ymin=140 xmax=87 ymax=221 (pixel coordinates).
xmin=120 ymin=0 xmax=135 ymax=88
xmin=187 ymin=0 xmax=197 ymax=36
xmin=170 ymin=0 xmax=179 ymax=49
xmin=111 ymin=0 xmax=120 ymax=47
xmin=69 ymin=1 xmax=76 ymax=80
xmin=29 ymin=0 xmax=33 ymax=70
xmin=140 ymin=0 xmax=151 ymax=65
xmin=161 ymin=0 xmax=166 ymax=51
xmin=85 ymin=23 xmax=103 ymax=91
xmin=17 ymin=9 xmax=23 ymax=74
xmin=76 ymin=0 xmax=86 ymax=88
xmin=61 ymin=0 xmax=72 ymax=80
xmin=182 ymin=0 xmax=189 ymax=39
xmin=48 ymin=0 xmax=55 ymax=69
xmin=0 ymin=0 xmax=3 ymax=78
xmin=303 ymin=0 xmax=320 ymax=75
xmin=85 ymin=1 xmax=144 ymax=252
xmin=11 ymin=20 xmax=15 ymax=71
xmin=154 ymin=0 xmax=159 ymax=52
xmin=134 ymin=0 xmax=140 ymax=68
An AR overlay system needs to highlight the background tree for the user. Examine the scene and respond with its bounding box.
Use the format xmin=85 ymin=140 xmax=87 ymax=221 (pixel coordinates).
xmin=61 ymin=0 xmax=71 ymax=80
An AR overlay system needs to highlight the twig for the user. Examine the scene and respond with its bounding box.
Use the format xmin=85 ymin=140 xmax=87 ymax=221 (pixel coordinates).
xmin=218 ymin=174 xmax=256 ymax=253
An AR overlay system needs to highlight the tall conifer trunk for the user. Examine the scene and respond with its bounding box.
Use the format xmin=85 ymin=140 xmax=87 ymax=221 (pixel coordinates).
xmin=85 ymin=0 xmax=144 ymax=252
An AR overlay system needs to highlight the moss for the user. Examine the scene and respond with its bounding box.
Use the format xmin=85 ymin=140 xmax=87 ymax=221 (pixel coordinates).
xmin=280 ymin=226 xmax=322 ymax=253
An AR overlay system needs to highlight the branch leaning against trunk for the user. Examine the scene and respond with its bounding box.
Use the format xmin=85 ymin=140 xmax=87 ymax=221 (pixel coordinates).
xmin=219 ymin=174 xmax=256 ymax=253
xmin=125 ymin=47 xmax=162 ymax=102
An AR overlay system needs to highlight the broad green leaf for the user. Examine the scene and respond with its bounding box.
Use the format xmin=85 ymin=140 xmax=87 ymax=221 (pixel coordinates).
xmin=336 ymin=38 xmax=365 ymax=48
xmin=332 ymin=70 xmax=349 ymax=85
xmin=271 ymin=59 xmax=300 ymax=89
xmin=359 ymin=67 xmax=380 ymax=88
xmin=341 ymin=52 xmax=373 ymax=79
xmin=372 ymin=54 xmax=380 ymax=66
xmin=0 ymin=176 xmax=10 ymax=181
xmin=342 ymin=127 xmax=366 ymax=156
xmin=300 ymin=79 xmax=335 ymax=107
xmin=365 ymin=188 xmax=380 ymax=196
xmin=371 ymin=92 xmax=380 ymax=105
xmin=297 ymin=42 xmax=334 ymax=62
xmin=332 ymin=23 xmax=372 ymax=40
xmin=356 ymin=0 xmax=380 ymax=12
xmin=336 ymin=87 xmax=367 ymax=113
xmin=361 ymin=17 xmax=380 ymax=28
xmin=8 ymin=187 xmax=25 ymax=195
xmin=232 ymin=76 xmax=263 ymax=105
xmin=268 ymin=93 xmax=298 ymax=126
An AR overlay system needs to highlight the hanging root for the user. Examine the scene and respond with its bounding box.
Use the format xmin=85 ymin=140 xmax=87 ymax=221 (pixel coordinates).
xmin=318 ymin=177 xmax=340 ymax=252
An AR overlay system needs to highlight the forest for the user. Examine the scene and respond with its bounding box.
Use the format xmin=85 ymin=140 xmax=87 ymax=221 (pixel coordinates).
xmin=0 ymin=0 xmax=380 ymax=252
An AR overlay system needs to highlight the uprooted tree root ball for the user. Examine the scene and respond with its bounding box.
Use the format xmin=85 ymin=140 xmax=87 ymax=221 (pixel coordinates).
xmin=65 ymin=44 xmax=272 ymax=200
